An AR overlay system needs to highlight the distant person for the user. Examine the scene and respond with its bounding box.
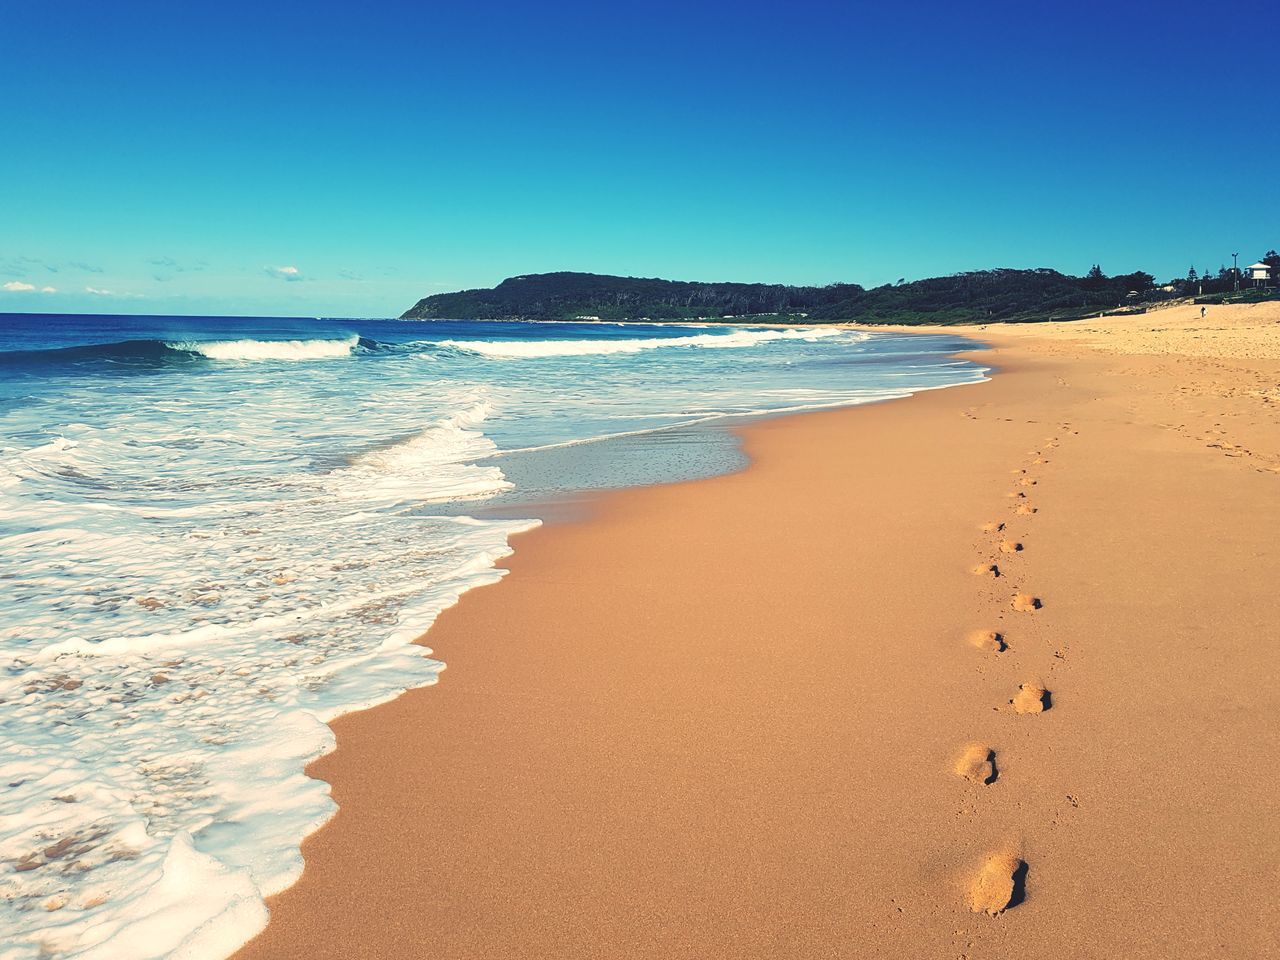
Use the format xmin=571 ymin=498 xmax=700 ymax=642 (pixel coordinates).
xmin=1201 ymin=306 xmax=1207 ymax=319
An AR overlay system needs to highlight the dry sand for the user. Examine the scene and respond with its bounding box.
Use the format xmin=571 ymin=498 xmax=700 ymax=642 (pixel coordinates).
xmin=237 ymin=300 xmax=1280 ymax=959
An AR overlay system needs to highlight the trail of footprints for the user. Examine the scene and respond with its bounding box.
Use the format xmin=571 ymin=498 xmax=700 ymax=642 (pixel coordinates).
xmin=956 ymin=423 xmax=1074 ymax=918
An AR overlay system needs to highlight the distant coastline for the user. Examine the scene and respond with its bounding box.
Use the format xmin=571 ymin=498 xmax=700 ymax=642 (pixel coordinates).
xmin=402 ymin=264 xmax=1279 ymax=326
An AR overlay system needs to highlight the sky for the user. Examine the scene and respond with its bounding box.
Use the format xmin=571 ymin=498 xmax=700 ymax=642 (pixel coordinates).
xmin=1 ymin=0 xmax=1276 ymax=317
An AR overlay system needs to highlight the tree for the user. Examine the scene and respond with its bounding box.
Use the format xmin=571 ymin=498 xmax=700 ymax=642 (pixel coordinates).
xmin=1115 ymin=271 xmax=1155 ymax=293
xmin=1263 ymin=249 xmax=1280 ymax=283
xmin=1187 ymin=266 xmax=1198 ymax=282
xmin=1080 ymin=264 xmax=1110 ymax=292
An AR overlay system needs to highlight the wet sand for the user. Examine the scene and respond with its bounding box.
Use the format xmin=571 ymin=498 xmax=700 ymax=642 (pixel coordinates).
xmin=237 ymin=301 xmax=1280 ymax=958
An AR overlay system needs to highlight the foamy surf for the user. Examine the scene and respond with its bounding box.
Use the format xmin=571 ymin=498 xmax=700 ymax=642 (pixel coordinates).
xmin=0 ymin=380 xmax=537 ymax=959
xmin=435 ymin=325 xmax=849 ymax=358
xmin=0 ymin=314 xmax=985 ymax=960
xmin=327 ymin=400 xmax=512 ymax=504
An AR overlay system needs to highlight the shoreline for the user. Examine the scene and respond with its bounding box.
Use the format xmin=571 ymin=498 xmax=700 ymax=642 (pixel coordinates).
xmin=237 ymin=302 xmax=1280 ymax=958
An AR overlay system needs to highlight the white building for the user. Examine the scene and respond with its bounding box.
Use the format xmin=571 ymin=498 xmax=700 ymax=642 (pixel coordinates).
xmin=1246 ymin=261 xmax=1271 ymax=286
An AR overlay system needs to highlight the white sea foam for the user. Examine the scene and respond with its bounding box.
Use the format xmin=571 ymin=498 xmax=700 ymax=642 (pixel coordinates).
xmin=165 ymin=336 xmax=360 ymax=361
xmin=436 ymin=325 xmax=849 ymax=358
xmin=327 ymin=401 xmax=510 ymax=504
xmin=0 ymin=381 xmax=535 ymax=959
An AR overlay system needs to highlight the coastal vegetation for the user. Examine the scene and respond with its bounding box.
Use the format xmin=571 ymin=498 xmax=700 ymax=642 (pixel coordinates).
xmin=403 ymin=260 xmax=1277 ymax=325
xmin=808 ymin=266 xmax=1158 ymax=325
xmin=401 ymin=272 xmax=863 ymax=323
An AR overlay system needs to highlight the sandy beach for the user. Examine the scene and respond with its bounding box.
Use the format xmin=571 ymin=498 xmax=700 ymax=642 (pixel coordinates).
xmin=236 ymin=302 xmax=1280 ymax=959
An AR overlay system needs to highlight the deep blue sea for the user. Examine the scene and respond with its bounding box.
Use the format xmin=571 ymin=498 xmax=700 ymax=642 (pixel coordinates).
xmin=0 ymin=313 xmax=986 ymax=958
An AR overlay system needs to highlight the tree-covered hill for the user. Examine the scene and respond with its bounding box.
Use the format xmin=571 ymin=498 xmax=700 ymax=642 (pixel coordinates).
xmin=401 ymin=272 xmax=862 ymax=322
xmin=809 ymin=267 xmax=1157 ymax=324
xmin=400 ymin=267 xmax=1158 ymax=324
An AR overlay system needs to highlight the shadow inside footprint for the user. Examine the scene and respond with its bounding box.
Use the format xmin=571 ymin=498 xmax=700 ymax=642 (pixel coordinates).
xmin=967 ymin=629 xmax=1006 ymax=653
xmin=1007 ymin=861 xmax=1029 ymax=909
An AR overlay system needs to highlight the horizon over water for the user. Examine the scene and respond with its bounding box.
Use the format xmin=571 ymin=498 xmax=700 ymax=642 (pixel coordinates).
xmin=0 ymin=312 xmax=987 ymax=959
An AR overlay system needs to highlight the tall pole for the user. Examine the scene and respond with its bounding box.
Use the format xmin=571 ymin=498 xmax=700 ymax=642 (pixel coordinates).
xmin=1232 ymin=252 xmax=1239 ymax=291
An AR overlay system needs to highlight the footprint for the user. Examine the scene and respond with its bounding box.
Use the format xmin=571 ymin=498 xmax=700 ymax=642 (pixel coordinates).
xmin=1015 ymin=504 xmax=1037 ymax=516
xmin=1017 ymin=477 xmax=1037 ymax=487
xmin=954 ymin=744 xmax=998 ymax=784
xmin=967 ymin=629 xmax=1006 ymax=653
xmin=998 ymin=540 xmax=1023 ymax=554
xmin=1011 ymin=682 xmax=1049 ymax=713
xmin=971 ymin=563 xmax=1000 ymax=577
xmin=1011 ymin=594 xmax=1041 ymax=611
xmin=1006 ymin=491 xmax=1026 ymax=499
xmin=981 ymin=521 xmax=1005 ymax=533
xmin=969 ymin=854 xmax=1027 ymax=915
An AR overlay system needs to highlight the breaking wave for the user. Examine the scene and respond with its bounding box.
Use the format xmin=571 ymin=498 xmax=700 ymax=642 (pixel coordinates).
xmin=164 ymin=336 xmax=362 ymax=361
xmin=434 ymin=326 xmax=851 ymax=358
xmin=0 ymin=336 xmax=372 ymax=370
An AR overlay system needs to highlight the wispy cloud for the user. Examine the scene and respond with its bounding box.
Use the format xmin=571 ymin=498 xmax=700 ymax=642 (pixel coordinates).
xmin=0 ymin=257 xmax=41 ymax=277
xmin=84 ymin=286 xmax=142 ymax=299
xmin=265 ymin=265 xmax=304 ymax=282
xmin=3 ymin=257 xmax=104 ymax=277
xmin=337 ymin=269 xmax=365 ymax=281
xmin=1 ymin=281 xmax=56 ymax=293
xmin=150 ymin=256 xmax=181 ymax=282
xmin=148 ymin=256 xmax=198 ymax=272
xmin=150 ymin=256 xmax=206 ymax=277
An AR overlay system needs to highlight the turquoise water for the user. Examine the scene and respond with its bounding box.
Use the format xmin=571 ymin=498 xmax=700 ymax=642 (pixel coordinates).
xmin=0 ymin=314 xmax=986 ymax=959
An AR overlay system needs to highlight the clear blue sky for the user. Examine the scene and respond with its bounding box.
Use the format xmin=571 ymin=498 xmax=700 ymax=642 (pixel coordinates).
xmin=2 ymin=0 xmax=1276 ymax=317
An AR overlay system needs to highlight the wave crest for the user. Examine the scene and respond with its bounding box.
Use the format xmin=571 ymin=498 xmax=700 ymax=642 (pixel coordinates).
xmin=326 ymin=399 xmax=511 ymax=504
xmin=435 ymin=326 xmax=849 ymax=358
xmin=165 ymin=336 xmax=360 ymax=361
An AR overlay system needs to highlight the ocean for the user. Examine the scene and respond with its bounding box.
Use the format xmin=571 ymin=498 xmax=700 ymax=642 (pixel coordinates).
xmin=0 ymin=313 xmax=986 ymax=958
